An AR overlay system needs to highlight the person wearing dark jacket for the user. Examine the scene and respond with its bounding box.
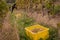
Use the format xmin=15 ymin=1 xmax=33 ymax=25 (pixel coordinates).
xmin=11 ymin=3 xmax=17 ymax=13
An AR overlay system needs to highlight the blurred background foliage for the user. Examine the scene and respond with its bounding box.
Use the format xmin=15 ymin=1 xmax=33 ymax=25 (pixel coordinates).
xmin=0 ymin=0 xmax=9 ymax=27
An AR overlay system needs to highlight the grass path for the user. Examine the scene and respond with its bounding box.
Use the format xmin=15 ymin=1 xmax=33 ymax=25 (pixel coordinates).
xmin=0 ymin=11 xmax=19 ymax=40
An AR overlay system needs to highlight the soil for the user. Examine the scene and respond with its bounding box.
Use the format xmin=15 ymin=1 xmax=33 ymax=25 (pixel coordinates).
xmin=32 ymin=28 xmax=43 ymax=33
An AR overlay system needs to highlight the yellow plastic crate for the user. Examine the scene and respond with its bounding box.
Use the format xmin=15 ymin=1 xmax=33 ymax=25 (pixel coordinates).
xmin=25 ymin=24 xmax=49 ymax=40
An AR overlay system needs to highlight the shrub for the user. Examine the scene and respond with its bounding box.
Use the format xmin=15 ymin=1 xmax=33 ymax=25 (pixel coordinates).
xmin=44 ymin=0 xmax=60 ymax=16
xmin=54 ymin=5 xmax=60 ymax=14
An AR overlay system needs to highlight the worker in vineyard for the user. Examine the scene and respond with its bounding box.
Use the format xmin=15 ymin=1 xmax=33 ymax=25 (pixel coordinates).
xmin=11 ymin=3 xmax=17 ymax=13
